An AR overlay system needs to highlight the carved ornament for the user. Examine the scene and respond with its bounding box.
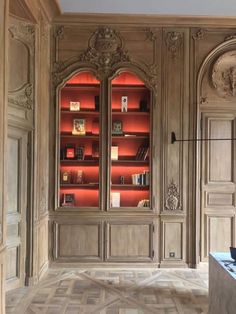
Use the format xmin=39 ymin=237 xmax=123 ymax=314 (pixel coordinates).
xmin=225 ymin=34 xmax=236 ymax=41
xmin=9 ymin=22 xmax=35 ymax=47
xmin=212 ymin=50 xmax=236 ymax=98
xmin=78 ymin=27 xmax=130 ymax=78
xmin=165 ymin=180 xmax=182 ymax=211
xmin=200 ymin=96 xmax=207 ymax=105
xmin=8 ymin=83 xmax=33 ymax=110
xmin=192 ymin=28 xmax=205 ymax=41
xmin=54 ymin=25 xmax=64 ymax=39
xmin=165 ymin=32 xmax=183 ymax=58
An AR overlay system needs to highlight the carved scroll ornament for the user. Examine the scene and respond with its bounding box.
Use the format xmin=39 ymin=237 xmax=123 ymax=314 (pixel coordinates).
xmin=165 ymin=180 xmax=182 ymax=211
xmin=212 ymin=50 xmax=236 ymax=98
xmin=165 ymin=32 xmax=183 ymax=58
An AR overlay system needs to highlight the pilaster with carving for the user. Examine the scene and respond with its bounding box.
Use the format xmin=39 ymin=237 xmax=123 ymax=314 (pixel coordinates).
xmin=164 ymin=180 xmax=182 ymax=211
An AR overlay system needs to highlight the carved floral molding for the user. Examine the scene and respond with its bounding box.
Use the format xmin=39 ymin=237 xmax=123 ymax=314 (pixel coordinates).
xmin=212 ymin=50 xmax=236 ymax=98
xmin=53 ymin=26 xmax=159 ymax=96
xmin=8 ymin=83 xmax=33 ymax=110
xmin=165 ymin=180 xmax=182 ymax=211
xmin=165 ymin=32 xmax=183 ymax=58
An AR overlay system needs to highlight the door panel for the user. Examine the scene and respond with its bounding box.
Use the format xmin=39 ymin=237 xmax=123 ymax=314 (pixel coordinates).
xmin=201 ymin=113 xmax=236 ymax=261
xmin=6 ymin=127 xmax=28 ymax=290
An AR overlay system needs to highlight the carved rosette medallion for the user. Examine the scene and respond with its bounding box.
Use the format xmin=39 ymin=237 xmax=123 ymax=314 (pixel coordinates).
xmin=165 ymin=181 xmax=182 ymax=211
xmin=165 ymin=32 xmax=183 ymax=58
xmin=192 ymin=28 xmax=205 ymax=41
xmin=212 ymin=50 xmax=236 ymax=98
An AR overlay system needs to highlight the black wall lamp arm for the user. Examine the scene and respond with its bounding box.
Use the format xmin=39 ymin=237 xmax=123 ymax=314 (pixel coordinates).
xmin=171 ymin=132 xmax=236 ymax=144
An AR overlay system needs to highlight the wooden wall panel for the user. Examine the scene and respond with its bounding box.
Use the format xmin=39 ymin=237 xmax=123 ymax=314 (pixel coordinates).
xmin=208 ymin=216 xmax=233 ymax=254
xmin=163 ymin=222 xmax=183 ymax=260
xmin=106 ymin=222 xmax=153 ymax=262
xmin=54 ymin=221 xmax=103 ymax=261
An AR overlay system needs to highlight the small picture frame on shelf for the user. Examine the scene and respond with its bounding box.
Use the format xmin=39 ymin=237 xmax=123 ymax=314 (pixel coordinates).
xmin=72 ymin=118 xmax=86 ymax=135
xmin=61 ymin=193 xmax=75 ymax=207
xmin=65 ymin=144 xmax=76 ymax=159
xmin=76 ymin=146 xmax=84 ymax=160
xmin=112 ymin=120 xmax=123 ymax=135
xmin=121 ymin=96 xmax=128 ymax=112
xmin=70 ymin=101 xmax=80 ymax=111
xmin=60 ymin=170 xmax=72 ymax=184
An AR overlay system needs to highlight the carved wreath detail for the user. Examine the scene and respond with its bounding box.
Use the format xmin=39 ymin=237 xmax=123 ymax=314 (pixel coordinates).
xmin=165 ymin=180 xmax=182 ymax=211
xmin=212 ymin=50 xmax=236 ymax=98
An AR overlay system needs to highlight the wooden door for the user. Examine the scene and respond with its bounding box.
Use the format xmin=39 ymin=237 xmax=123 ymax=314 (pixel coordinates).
xmin=6 ymin=126 xmax=28 ymax=290
xmin=200 ymin=113 xmax=236 ymax=261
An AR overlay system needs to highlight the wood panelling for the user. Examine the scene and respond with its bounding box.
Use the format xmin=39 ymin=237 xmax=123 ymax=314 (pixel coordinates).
xmin=54 ymin=221 xmax=103 ymax=261
xmin=163 ymin=222 xmax=183 ymax=260
xmin=208 ymin=216 xmax=233 ymax=255
xmin=6 ymin=127 xmax=28 ymax=291
xmin=106 ymin=222 xmax=153 ymax=262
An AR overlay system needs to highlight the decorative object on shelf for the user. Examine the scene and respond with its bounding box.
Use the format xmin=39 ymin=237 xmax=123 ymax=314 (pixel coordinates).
xmin=73 ymin=170 xmax=84 ymax=184
xmin=94 ymin=95 xmax=99 ymax=111
xmin=72 ymin=118 xmax=86 ymax=135
xmin=76 ymin=146 xmax=84 ymax=160
xmin=112 ymin=120 xmax=123 ymax=135
xmin=121 ymin=96 xmax=128 ymax=112
xmin=137 ymin=199 xmax=150 ymax=207
xmin=70 ymin=101 xmax=80 ymax=111
xmin=92 ymin=142 xmax=99 ymax=158
xmin=165 ymin=180 xmax=182 ymax=211
xmin=110 ymin=192 xmax=120 ymax=207
xmin=61 ymin=193 xmax=75 ymax=207
xmin=60 ymin=170 xmax=72 ymax=184
xmin=65 ymin=144 xmax=76 ymax=159
xmin=119 ymin=176 xmax=125 ymax=184
xmin=139 ymin=99 xmax=148 ymax=112
xmin=111 ymin=145 xmax=118 ymax=160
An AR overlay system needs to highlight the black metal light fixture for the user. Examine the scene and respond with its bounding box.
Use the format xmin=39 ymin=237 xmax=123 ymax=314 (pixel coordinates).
xmin=171 ymin=131 xmax=236 ymax=144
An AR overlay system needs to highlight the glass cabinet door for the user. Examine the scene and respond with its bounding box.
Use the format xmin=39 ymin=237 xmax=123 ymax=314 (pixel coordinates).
xmin=59 ymin=71 xmax=100 ymax=208
xmin=109 ymin=71 xmax=151 ymax=209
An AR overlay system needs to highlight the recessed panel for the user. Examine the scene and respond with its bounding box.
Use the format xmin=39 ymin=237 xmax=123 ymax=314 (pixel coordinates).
xmin=58 ymin=223 xmax=100 ymax=258
xmin=163 ymin=222 xmax=182 ymax=259
xmin=6 ymin=247 xmax=19 ymax=281
xmin=209 ymin=217 xmax=232 ymax=253
xmin=207 ymin=193 xmax=234 ymax=207
xmin=209 ymin=119 xmax=233 ymax=182
xmin=7 ymin=137 xmax=19 ymax=214
xmin=108 ymin=223 xmax=151 ymax=259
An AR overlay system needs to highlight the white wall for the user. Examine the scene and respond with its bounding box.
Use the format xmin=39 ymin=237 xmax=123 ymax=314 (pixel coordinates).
xmin=59 ymin=0 xmax=236 ymax=16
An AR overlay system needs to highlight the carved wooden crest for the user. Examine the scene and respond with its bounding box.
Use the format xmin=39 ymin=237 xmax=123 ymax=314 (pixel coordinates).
xmin=78 ymin=27 xmax=130 ymax=77
xmin=165 ymin=180 xmax=182 ymax=211
xmin=212 ymin=50 xmax=236 ymax=98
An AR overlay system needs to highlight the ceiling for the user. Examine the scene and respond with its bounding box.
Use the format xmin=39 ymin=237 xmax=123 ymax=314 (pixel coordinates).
xmin=59 ymin=0 xmax=236 ymax=16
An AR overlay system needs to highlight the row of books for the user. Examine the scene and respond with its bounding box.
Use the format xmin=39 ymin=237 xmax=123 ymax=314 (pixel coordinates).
xmin=137 ymin=199 xmax=150 ymax=207
xmin=136 ymin=145 xmax=149 ymax=160
xmin=131 ymin=170 xmax=149 ymax=185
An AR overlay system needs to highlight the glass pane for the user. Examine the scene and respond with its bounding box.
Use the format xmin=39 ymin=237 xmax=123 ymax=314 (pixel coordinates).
xmin=59 ymin=71 xmax=100 ymax=208
xmin=110 ymin=71 xmax=151 ymax=209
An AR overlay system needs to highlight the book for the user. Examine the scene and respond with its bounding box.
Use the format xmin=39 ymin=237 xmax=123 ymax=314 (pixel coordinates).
xmin=76 ymin=146 xmax=84 ymax=160
xmin=135 ymin=145 xmax=149 ymax=160
xmin=110 ymin=192 xmax=120 ymax=207
xmin=111 ymin=146 xmax=118 ymax=160
xmin=65 ymin=144 xmax=76 ymax=159
xmin=72 ymin=118 xmax=86 ymax=135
